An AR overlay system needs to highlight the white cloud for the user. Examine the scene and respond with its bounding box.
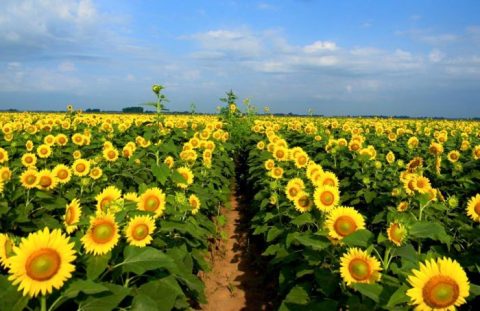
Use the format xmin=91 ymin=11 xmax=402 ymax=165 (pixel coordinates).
xmin=58 ymin=61 xmax=76 ymax=72
xmin=429 ymin=49 xmax=445 ymax=63
xmin=303 ymin=40 xmax=337 ymax=53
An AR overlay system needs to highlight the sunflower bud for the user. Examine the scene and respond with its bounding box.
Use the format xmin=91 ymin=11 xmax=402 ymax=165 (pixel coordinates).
xmin=152 ymin=84 xmax=163 ymax=94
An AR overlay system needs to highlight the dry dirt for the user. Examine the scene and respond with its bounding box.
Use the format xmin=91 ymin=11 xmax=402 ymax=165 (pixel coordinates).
xmin=200 ymin=194 xmax=273 ymax=311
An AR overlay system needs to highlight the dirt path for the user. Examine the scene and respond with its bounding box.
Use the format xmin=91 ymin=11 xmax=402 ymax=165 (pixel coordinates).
xmin=200 ymin=193 xmax=272 ymax=311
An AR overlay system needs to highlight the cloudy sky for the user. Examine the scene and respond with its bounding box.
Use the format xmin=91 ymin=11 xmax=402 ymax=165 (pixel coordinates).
xmin=0 ymin=0 xmax=479 ymax=117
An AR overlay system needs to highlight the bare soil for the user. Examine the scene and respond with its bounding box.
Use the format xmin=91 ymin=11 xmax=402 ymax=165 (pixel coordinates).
xmin=200 ymin=193 xmax=274 ymax=311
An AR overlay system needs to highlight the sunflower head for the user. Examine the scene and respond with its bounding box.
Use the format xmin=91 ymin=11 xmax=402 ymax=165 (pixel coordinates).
xmin=125 ymin=215 xmax=156 ymax=247
xmin=81 ymin=213 xmax=119 ymax=256
xmin=0 ymin=233 xmax=15 ymax=268
xmin=95 ymin=186 xmax=122 ymax=213
xmin=407 ymin=257 xmax=469 ymax=310
xmin=137 ymin=187 xmax=166 ymax=218
xmin=386 ymin=222 xmax=407 ymax=246
xmin=325 ymin=206 xmax=365 ymax=241
xmin=53 ymin=164 xmax=72 ymax=184
xmin=293 ymin=192 xmax=312 ymax=213
xmin=176 ymin=167 xmax=194 ymax=189
xmin=72 ymin=159 xmax=90 ymax=177
xmin=285 ymin=178 xmax=305 ymax=201
xmin=189 ymin=194 xmax=201 ymax=215
xmin=313 ymin=185 xmax=340 ymax=212
xmin=466 ymin=194 xmax=480 ymax=222
xmin=36 ymin=169 xmax=58 ymax=191
xmin=340 ymin=247 xmax=382 ymax=286
xmin=64 ymin=199 xmax=82 ymax=234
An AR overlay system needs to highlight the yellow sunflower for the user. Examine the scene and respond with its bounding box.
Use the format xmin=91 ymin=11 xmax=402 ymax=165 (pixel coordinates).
xmin=397 ymin=201 xmax=409 ymax=212
xmin=313 ymin=185 xmax=340 ymax=212
xmin=64 ymin=199 xmax=82 ymax=234
xmin=0 ymin=233 xmax=15 ymax=268
xmin=53 ymin=164 xmax=72 ymax=184
xmin=386 ymin=151 xmax=395 ymax=164
xmin=95 ymin=186 xmax=122 ymax=213
xmin=72 ymin=159 xmax=90 ymax=177
xmin=0 ymin=147 xmax=9 ymax=164
xmin=407 ymin=257 xmax=469 ymax=310
xmin=36 ymin=144 xmax=52 ymax=159
xmin=0 ymin=166 xmax=12 ymax=182
xmin=164 ymin=156 xmax=174 ymax=168
xmin=137 ymin=187 xmax=166 ymax=218
xmin=314 ymin=171 xmax=340 ymax=188
xmin=82 ymin=213 xmax=119 ymax=255
xmin=103 ymin=147 xmax=119 ymax=162
xmin=189 ymin=194 xmax=201 ymax=215
xmin=36 ymin=169 xmax=58 ymax=191
xmin=20 ymin=169 xmax=38 ymax=189
xmin=340 ymin=247 xmax=381 ymax=286
xmin=325 ymin=206 xmax=365 ymax=241
xmin=89 ymin=167 xmax=103 ymax=180
xmin=387 ymin=222 xmax=407 ymax=246
xmin=176 ymin=167 xmax=194 ymax=189
xmin=270 ymin=166 xmax=284 ymax=179
xmin=472 ymin=145 xmax=480 ymax=160
xmin=293 ymin=192 xmax=312 ymax=213
xmin=414 ymin=176 xmax=432 ymax=194
xmin=447 ymin=150 xmax=460 ymax=163
xmin=21 ymin=153 xmax=37 ymax=167
xmin=466 ymin=194 xmax=480 ymax=222
xmin=285 ymin=178 xmax=305 ymax=201
xmin=123 ymin=192 xmax=139 ymax=202
xmin=264 ymin=159 xmax=275 ymax=171
xmin=72 ymin=150 xmax=82 ymax=160
xmin=8 ymin=228 xmax=76 ymax=297
xmin=293 ymin=150 xmax=309 ymax=168
xmin=306 ymin=163 xmax=323 ymax=180
xmin=55 ymin=134 xmax=68 ymax=146
xmin=125 ymin=215 xmax=156 ymax=247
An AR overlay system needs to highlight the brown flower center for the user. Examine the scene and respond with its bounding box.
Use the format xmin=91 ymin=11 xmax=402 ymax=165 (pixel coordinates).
xmin=91 ymin=221 xmax=115 ymax=244
xmin=76 ymin=163 xmax=86 ymax=172
xmin=334 ymin=216 xmax=357 ymax=237
xmin=348 ymin=258 xmax=371 ymax=281
xmin=132 ymin=224 xmax=149 ymax=241
xmin=320 ymin=191 xmax=334 ymax=206
xmin=25 ymin=248 xmax=61 ymax=281
xmin=423 ymin=276 xmax=459 ymax=308
xmin=145 ymin=196 xmax=160 ymax=211
xmin=40 ymin=176 xmax=52 ymax=188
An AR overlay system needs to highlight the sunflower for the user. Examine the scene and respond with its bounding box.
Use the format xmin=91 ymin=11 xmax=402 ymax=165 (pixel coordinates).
xmin=137 ymin=187 xmax=166 ymax=218
xmin=315 ymin=171 xmax=340 ymax=188
xmin=53 ymin=164 xmax=72 ymax=184
xmin=264 ymin=159 xmax=275 ymax=171
xmin=313 ymin=185 xmax=340 ymax=212
xmin=0 ymin=233 xmax=15 ymax=268
xmin=36 ymin=169 xmax=57 ymax=191
xmin=21 ymin=153 xmax=37 ymax=167
xmin=285 ymin=178 xmax=305 ymax=201
xmin=71 ymin=133 xmax=84 ymax=146
xmin=95 ymin=186 xmax=122 ymax=213
xmin=387 ymin=222 xmax=407 ymax=246
xmin=82 ymin=213 xmax=119 ymax=255
xmin=43 ymin=135 xmax=55 ymax=146
xmin=124 ymin=215 xmax=156 ymax=247
xmin=72 ymin=150 xmax=82 ymax=160
xmin=293 ymin=150 xmax=309 ymax=168
xmin=473 ymin=145 xmax=480 ymax=160
xmin=386 ymin=151 xmax=395 ymax=164
xmin=466 ymin=194 xmax=480 ymax=222
xmin=103 ymin=147 xmax=119 ymax=162
xmin=0 ymin=148 xmax=9 ymax=164
xmin=403 ymin=175 xmax=418 ymax=196
xmin=189 ymin=194 xmax=201 ymax=215
xmin=89 ymin=167 xmax=103 ymax=180
xmin=64 ymin=199 xmax=81 ymax=234
xmin=72 ymin=159 xmax=90 ymax=177
xmin=270 ymin=166 xmax=284 ymax=179
xmin=340 ymin=247 xmax=381 ymax=286
xmin=429 ymin=142 xmax=444 ymax=156
xmin=272 ymin=146 xmax=289 ymax=162
xmin=20 ymin=169 xmax=38 ymax=189
xmin=414 ymin=176 xmax=431 ymax=194
xmin=325 ymin=206 xmax=365 ymax=241
xmin=176 ymin=167 xmax=194 ymax=189
xmin=447 ymin=150 xmax=460 ymax=163
xmin=123 ymin=192 xmax=139 ymax=202
xmin=306 ymin=163 xmax=323 ymax=180
xmin=397 ymin=201 xmax=409 ymax=212
xmin=25 ymin=140 xmax=34 ymax=151
xmin=55 ymin=134 xmax=68 ymax=146
xmin=164 ymin=156 xmax=174 ymax=168
xmin=8 ymin=228 xmax=76 ymax=297
xmin=293 ymin=192 xmax=312 ymax=213
xmin=407 ymin=257 xmax=469 ymax=310
xmin=36 ymin=144 xmax=52 ymax=159
xmin=0 ymin=166 xmax=11 ymax=182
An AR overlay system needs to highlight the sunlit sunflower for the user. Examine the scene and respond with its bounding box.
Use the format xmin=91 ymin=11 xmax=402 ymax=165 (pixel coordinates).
xmin=124 ymin=215 xmax=156 ymax=247
xmin=53 ymin=164 xmax=72 ymax=184
xmin=72 ymin=150 xmax=82 ymax=160
xmin=189 ymin=194 xmax=201 ymax=214
xmin=8 ymin=228 xmax=76 ymax=297
xmin=270 ymin=166 xmax=284 ymax=179
xmin=164 ymin=156 xmax=175 ymax=168
xmin=387 ymin=222 xmax=407 ymax=246
xmin=386 ymin=151 xmax=395 ymax=164
xmin=21 ymin=153 xmax=37 ymax=168
xmin=20 ymin=169 xmax=38 ymax=189
xmin=325 ymin=206 xmax=365 ymax=241
xmin=0 ymin=233 xmax=15 ymax=268
xmin=429 ymin=142 xmax=444 ymax=156
xmin=397 ymin=201 xmax=409 ymax=212
xmin=340 ymin=247 xmax=381 ymax=286
xmin=82 ymin=213 xmax=119 ymax=255
xmin=123 ymin=192 xmax=139 ymax=202
xmin=466 ymin=194 xmax=480 ymax=222
xmin=447 ymin=150 xmax=460 ymax=163
xmin=95 ymin=186 xmax=122 ymax=213
xmin=0 ymin=166 xmax=11 ymax=182
xmin=407 ymin=257 xmax=469 ymax=310
xmin=306 ymin=163 xmax=323 ymax=180
xmin=315 ymin=171 xmax=340 ymax=188
xmin=285 ymin=178 xmax=305 ymax=201
xmin=63 ymin=199 xmax=81 ymax=234
xmin=103 ymin=147 xmax=119 ymax=162
xmin=36 ymin=169 xmax=58 ymax=191
xmin=36 ymin=144 xmax=52 ymax=159
xmin=293 ymin=150 xmax=309 ymax=168
xmin=403 ymin=174 xmax=418 ymax=196
xmin=313 ymin=185 xmax=340 ymax=212
xmin=0 ymin=147 xmax=9 ymax=164
xmin=264 ymin=159 xmax=275 ymax=171
xmin=72 ymin=159 xmax=90 ymax=177
xmin=414 ymin=176 xmax=432 ymax=194
xmin=25 ymin=140 xmax=34 ymax=152
xmin=137 ymin=187 xmax=166 ymax=218
xmin=176 ymin=167 xmax=194 ymax=189
xmin=293 ymin=192 xmax=312 ymax=213
xmin=473 ymin=145 xmax=480 ymax=160
xmin=55 ymin=134 xmax=68 ymax=146
xmin=89 ymin=167 xmax=103 ymax=180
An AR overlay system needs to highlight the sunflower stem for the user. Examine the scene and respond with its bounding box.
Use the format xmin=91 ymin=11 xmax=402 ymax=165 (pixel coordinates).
xmin=40 ymin=296 xmax=47 ymax=311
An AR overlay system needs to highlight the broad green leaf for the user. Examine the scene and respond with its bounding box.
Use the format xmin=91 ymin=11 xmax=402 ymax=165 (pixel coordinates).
xmin=386 ymin=285 xmax=410 ymax=308
xmin=294 ymin=234 xmax=330 ymax=251
xmin=77 ymin=283 xmax=130 ymax=311
xmin=119 ymin=246 xmax=177 ymax=275
xmin=151 ymin=163 xmax=170 ymax=186
xmin=352 ymin=283 xmax=383 ymax=303
xmin=132 ymin=276 xmax=183 ymax=311
xmin=0 ymin=275 xmax=29 ymax=311
xmin=342 ymin=229 xmax=374 ymax=248
xmin=86 ymin=253 xmax=111 ymax=280
xmin=63 ymin=279 xmax=109 ymax=299
xmin=409 ymin=222 xmax=452 ymax=244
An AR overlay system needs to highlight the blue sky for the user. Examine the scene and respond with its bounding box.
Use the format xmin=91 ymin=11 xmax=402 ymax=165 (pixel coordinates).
xmin=0 ymin=0 xmax=479 ymax=117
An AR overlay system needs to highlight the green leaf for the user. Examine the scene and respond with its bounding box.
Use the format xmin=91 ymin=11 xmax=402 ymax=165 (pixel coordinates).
xmin=63 ymin=279 xmax=109 ymax=298
xmin=364 ymin=191 xmax=377 ymax=204
xmin=392 ymin=244 xmax=418 ymax=263
xmin=267 ymin=226 xmax=283 ymax=242
xmin=385 ymin=285 xmax=410 ymax=308
xmin=469 ymin=283 xmax=480 ymax=298
xmin=151 ymin=163 xmax=170 ymax=186
xmin=294 ymin=234 xmax=330 ymax=251
xmin=86 ymin=253 xmax=111 ymax=280
xmin=119 ymin=246 xmax=177 ymax=275
xmin=132 ymin=276 xmax=183 ymax=311
xmin=352 ymin=283 xmax=383 ymax=303
xmin=282 ymin=284 xmax=309 ymax=305
xmin=409 ymin=221 xmax=452 ymax=244
xmin=77 ymin=283 xmax=130 ymax=311
xmin=342 ymin=229 xmax=374 ymax=248
xmin=291 ymin=213 xmax=314 ymax=226
xmin=0 ymin=275 xmax=29 ymax=311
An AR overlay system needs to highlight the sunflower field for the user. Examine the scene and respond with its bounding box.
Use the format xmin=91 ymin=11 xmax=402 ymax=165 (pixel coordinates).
xmin=1 ymin=94 xmax=480 ymax=310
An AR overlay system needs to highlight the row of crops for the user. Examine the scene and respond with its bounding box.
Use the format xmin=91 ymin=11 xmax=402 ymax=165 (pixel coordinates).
xmin=1 ymin=100 xmax=480 ymax=310
xmin=243 ymin=117 xmax=480 ymax=310
xmin=0 ymin=110 xmax=235 ymax=310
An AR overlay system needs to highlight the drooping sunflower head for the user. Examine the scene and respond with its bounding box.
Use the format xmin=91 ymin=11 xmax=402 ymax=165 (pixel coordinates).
xmin=64 ymin=199 xmax=82 ymax=234
xmin=293 ymin=192 xmax=312 ymax=213
xmin=81 ymin=213 xmax=119 ymax=256
xmin=72 ymin=159 xmax=90 ymax=177
xmin=8 ymin=227 xmax=76 ymax=297
xmin=176 ymin=167 xmax=194 ymax=189
xmin=313 ymin=185 xmax=340 ymax=212
xmin=36 ymin=169 xmax=58 ymax=191
xmin=407 ymin=257 xmax=469 ymax=310
xmin=386 ymin=222 xmax=407 ymax=246
xmin=95 ymin=186 xmax=122 ymax=213
xmin=137 ymin=187 xmax=166 ymax=218
xmin=340 ymin=247 xmax=382 ymax=286
xmin=325 ymin=206 xmax=365 ymax=241
xmin=189 ymin=194 xmax=201 ymax=215
xmin=0 ymin=233 xmax=15 ymax=269
xmin=53 ymin=164 xmax=72 ymax=184
xmin=466 ymin=193 xmax=480 ymax=222
xmin=124 ymin=215 xmax=156 ymax=247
